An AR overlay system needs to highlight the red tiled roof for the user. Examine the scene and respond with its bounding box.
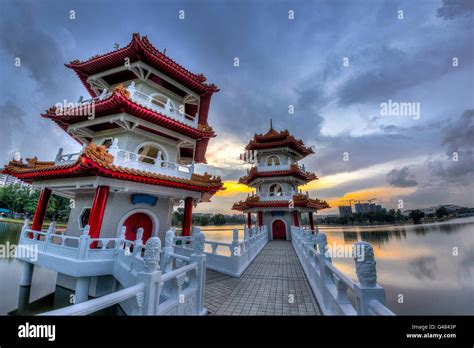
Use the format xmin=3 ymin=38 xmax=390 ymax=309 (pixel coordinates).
xmin=246 ymin=126 xmax=314 ymax=157
xmin=2 ymin=144 xmax=224 ymax=197
xmin=238 ymin=164 xmax=318 ymax=185
xmin=232 ymin=194 xmax=330 ymax=211
xmin=42 ymin=86 xmax=214 ymax=163
xmin=66 ymin=33 xmax=219 ymax=97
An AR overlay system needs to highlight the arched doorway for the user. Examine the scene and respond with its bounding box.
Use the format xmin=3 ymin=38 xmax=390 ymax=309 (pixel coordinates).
xmin=272 ymin=219 xmax=286 ymax=239
xmin=123 ymin=212 xmax=153 ymax=244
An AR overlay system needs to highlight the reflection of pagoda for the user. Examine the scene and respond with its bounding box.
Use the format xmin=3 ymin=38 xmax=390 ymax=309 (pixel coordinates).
xmin=3 ymin=33 xmax=224 ymax=245
xmin=232 ymin=122 xmax=329 ymax=240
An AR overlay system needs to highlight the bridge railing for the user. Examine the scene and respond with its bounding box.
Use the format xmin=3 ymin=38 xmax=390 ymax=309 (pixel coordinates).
xmin=290 ymin=226 xmax=395 ymax=316
xmin=173 ymin=225 xmax=269 ymax=277
xmin=18 ymin=220 xmax=207 ymax=316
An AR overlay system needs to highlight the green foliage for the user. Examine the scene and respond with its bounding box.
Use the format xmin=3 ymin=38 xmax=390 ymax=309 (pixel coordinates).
xmin=435 ymin=206 xmax=449 ymax=218
xmin=408 ymin=209 xmax=425 ymax=224
xmin=320 ymin=209 xmax=409 ymax=225
xmin=0 ymin=185 xmax=70 ymax=221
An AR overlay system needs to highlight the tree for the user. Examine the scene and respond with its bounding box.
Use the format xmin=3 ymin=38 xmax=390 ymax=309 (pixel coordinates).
xmin=210 ymin=213 xmax=226 ymax=226
xmin=408 ymin=210 xmax=425 ymax=224
xmin=435 ymin=206 xmax=449 ymax=218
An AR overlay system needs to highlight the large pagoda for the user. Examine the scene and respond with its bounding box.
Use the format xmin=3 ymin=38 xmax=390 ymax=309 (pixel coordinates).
xmin=232 ymin=122 xmax=329 ymax=240
xmin=3 ymin=33 xmax=224 ymax=244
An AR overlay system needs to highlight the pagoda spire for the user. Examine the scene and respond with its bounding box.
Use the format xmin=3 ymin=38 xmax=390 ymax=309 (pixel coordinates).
xmin=270 ymin=118 xmax=273 ymax=130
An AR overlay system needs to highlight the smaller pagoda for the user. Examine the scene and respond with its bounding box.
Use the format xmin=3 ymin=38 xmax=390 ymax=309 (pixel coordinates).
xmin=232 ymin=122 xmax=329 ymax=240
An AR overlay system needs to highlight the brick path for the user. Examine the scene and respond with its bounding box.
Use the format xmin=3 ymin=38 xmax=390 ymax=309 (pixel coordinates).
xmin=205 ymin=240 xmax=321 ymax=315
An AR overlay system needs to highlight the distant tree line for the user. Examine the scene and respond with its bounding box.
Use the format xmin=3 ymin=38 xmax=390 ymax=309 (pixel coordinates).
xmin=322 ymin=206 xmax=455 ymax=226
xmin=172 ymin=208 xmax=246 ymax=226
xmin=0 ymin=185 xmax=71 ymax=222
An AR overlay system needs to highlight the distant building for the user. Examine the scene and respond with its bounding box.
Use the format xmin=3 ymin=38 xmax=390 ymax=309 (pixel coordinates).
xmin=338 ymin=205 xmax=352 ymax=216
xmin=0 ymin=174 xmax=28 ymax=187
xmin=355 ymin=203 xmax=371 ymax=214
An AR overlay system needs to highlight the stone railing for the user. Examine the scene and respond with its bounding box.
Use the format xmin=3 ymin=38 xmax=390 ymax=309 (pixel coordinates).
xmin=107 ymin=143 xmax=194 ymax=179
xmin=127 ymin=82 xmax=198 ymax=128
xmin=290 ymin=226 xmax=395 ymax=316
xmin=173 ymin=225 xmax=269 ymax=277
xmin=17 ymin=220 xmax=207 ymax=316
xmin=258 ymin=192 xmax=294 ymax=201
xmin=256 ymin=161 xmax=291 ymax=172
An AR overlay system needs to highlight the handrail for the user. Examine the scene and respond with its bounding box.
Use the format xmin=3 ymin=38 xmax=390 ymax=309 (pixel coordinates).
xmin=161 ymin=262 xmax=197 ymax=282
xmin=39 ymin=283 xmax=146 ymax=316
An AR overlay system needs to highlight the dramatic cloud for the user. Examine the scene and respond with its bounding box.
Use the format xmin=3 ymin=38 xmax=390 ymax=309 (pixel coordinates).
xmin=387 ymin=166 xmax=418 ymax=187
xmin=437 ymin=0 xmax=474 ymax=20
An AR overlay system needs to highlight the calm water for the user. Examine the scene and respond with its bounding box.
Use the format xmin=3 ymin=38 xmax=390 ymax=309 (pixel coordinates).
xmin=1 ymin=218 xmax=473 ymax=315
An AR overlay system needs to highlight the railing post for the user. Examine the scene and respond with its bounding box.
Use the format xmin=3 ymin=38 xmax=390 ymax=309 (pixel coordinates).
xmin=44 ymin=221 xmax=56 ymax=253
xmin=21 ymin=219 xmax=30 ymax=240
xmin=118 ymin=226 xmax=126 ymax=250
xmin=137 ymin=237 xmax=162 ymax=315
xmin=190 ymin=229 xmax=206 ymax=315
xmin=133 ymin=228 xmax=144 ymax=253
xmin=77 ymin=225 xmax=91 ymax=260
xmin=352 ymin=241 xmax=387 ymax=315
xmin=161 ymin=229 xmax=175 ymax=272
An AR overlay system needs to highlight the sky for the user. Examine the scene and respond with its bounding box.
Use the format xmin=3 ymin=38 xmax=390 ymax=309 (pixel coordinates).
xmin=0 ymin=0 xmax=473 ymax=214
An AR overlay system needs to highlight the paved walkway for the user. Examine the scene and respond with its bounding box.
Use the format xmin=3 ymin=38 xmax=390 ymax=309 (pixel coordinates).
xmin=205 ymin=240 xmax=321 ymax=315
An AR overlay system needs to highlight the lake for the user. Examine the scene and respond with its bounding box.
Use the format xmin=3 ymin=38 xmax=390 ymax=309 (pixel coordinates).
xmin=0 ymin=218 xmax=473 ymax=315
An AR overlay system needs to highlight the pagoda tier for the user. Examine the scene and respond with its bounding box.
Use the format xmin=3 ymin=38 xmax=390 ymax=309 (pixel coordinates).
xmin=246 ymin=127 xmax=314 ymax=159
xmin=238 ymin=164 xmax=318 ymax=186
xmin=2 ymin=143 xmax=223 ymax=199
xmin=42 ymin=86 xmax=215 ymax=163
xmin=66 ymin=33 xmax=219 ymax=98
xmin=232 ymin=193 xmax=330 ymax=212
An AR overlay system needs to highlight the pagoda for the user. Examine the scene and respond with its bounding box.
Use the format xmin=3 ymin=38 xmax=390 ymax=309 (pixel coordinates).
xmin=2 ymin=33 xmax=224 ymax=245
xmin=232 ymin=122 xmax=329 ymax=240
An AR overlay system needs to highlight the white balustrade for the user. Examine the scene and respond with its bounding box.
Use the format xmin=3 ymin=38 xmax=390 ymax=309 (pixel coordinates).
xmin=17 ymin=220 xmax=207 ymax=316
xmin=127 ymin=82 xmax=198 ymax=128
xmin=258 ymin=192 xmax=294 ymax=201
xmin=107 ymin=141 xmax=194 ymax=179
xmin=290 ymin=226 xmax=394 ymax=316
xmin=256 ymin=161 xmax=291 ymax=172
xmin=173 ymin=225 xmax=269 ymax=277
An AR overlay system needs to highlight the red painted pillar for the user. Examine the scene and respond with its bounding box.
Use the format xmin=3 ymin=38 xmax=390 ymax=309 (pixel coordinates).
xmin=182 ymin=197 xmax=193 ymax=236
xmin=87 ymin=186 xmax=110 ymax=239
xmin=308 ymin=212 xmax=315 ymax=232
xmin=257 ymin=211 xmax=263 ymax=227
xmin=293 ymin=210 xmax=300 ymax=227
xmin=31 ymin=188 xmax=52 ymax=236
xmin=198 ymin=93 xmax=212 ymax=125
xmin=247 ymin=212 xmax=252 ymax=228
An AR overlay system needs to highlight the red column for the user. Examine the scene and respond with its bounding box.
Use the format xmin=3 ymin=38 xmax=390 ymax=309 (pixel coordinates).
xmin=293 ymin=210 xmax=300 ymax=227
xmin=247 ymin=213 xmax=252 ymax=228
xmin=258 ymin=211 xmax=263 ymax=227
xmin=182 ymin=197 xmax=193 ymax=236
xmin=87 ymin=186 xmax=110 ymax=239
xmin=31 ymin=188 xmax=52 ymax=235
xmin=198 ymin=93 xmax=212 ymax=125
xmin=308 ymin=212 xmax=315 ymax=232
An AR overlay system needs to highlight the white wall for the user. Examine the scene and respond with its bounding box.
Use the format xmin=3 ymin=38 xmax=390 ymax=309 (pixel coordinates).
xmin=66 ymin=191 xmax=174 ymax=242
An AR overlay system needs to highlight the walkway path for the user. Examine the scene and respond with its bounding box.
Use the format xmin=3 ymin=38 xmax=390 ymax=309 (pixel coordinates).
xmin=205 ymin=240 xmax=321 ymax=315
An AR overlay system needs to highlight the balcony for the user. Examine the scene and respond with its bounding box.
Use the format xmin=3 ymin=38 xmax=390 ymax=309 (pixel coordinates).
xmin=54 ymin=145 xmax=194 ymax=180
xmin=127 ymin=83 xmax=198 ymax=128
xmin=109 ymin=147 xmax=194 ymax=180
xmin=258 ymin=192 xmax=294 ymax=201
xmin=256 ymin=161 xmax=291 ymax=172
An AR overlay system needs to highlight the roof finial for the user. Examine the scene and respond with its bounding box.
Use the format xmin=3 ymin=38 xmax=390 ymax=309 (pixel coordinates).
xmin=270 ymin=118 xmax=273 ymax=130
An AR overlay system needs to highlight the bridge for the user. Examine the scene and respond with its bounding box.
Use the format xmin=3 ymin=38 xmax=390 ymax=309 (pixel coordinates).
xmin=15 ymin=220 xmax=394 ymax=316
